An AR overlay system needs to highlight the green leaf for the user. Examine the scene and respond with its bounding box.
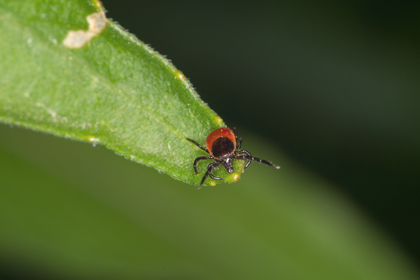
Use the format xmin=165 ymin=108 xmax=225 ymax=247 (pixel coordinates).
xmin=0 ymin=0 xmax=243 ymax=186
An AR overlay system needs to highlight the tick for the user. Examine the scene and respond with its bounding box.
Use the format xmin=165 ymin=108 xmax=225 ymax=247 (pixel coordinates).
xmin=187 ymin=127 xmax=280 ymax=186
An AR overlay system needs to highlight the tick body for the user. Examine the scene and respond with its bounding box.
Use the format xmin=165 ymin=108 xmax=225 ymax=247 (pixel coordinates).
xmin=187 ymin=127 xmax=280 ymax=186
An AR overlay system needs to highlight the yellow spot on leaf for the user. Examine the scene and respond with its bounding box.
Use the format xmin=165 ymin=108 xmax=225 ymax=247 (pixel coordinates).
xmin=230 ymin=173 xmax=241 ymax=182
xmin=63 ymin=11 xmax=107 ymax=48
xmin=214 ymin=116 xmax=224 ymax=127
xmin=92 ymin=0 xmax=104 ymax=9
xmin=175 ymin=70 xmax=186 ymax=81
xmin=86 ymin=135 xmax=100 ymax=143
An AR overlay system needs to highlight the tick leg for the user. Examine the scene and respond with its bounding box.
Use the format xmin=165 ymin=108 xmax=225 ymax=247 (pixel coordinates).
xmin=236 ymin=149 xmax=251 ymax=157
xmin=230 ymin=127 xmax=242 ymax=149
xmin=187 ymin=138 xmax=209 ymax=153
xmin=208 ymin=171 xmax=224 ymax=181
xmin=200 ymin=161 xmax=222 ymax=186
xmin=234 ymin=154 xmax=280 ymax=169
xmin=236 ymin=138 xmax=242 ymax=149
xmin=235 ymin=149 xmax=252 ymax=168
xmin=231 ymin=127 xmax=237 ymax=138
xmin=193 ymin=156 xmax=213 ymax=174
xmin=250 ymin=157 xmax=280 ymax=169
xmin=233 ymin=155 xmax=252 ymax=169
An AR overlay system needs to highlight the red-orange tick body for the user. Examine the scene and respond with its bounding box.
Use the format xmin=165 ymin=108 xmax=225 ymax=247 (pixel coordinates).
xmin=187 ymin=127 xmax=280 ymax=186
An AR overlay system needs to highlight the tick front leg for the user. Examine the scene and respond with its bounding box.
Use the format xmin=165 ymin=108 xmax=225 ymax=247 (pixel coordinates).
xmin=236 ymin=149 xmax=251 ymax=156
xmin=231 ymin=127 xmax=237 ymax=138
xmin=230 ymin=127 xmax=242 ymax=149
xmin=236 ymin=138 xmax=242 ymax=149
xmin=250 ymin=157 xmax=280 ymax=169
xmin=235 ymin=149 xmax=252 ymax=168
xmin=208 ymin=171 xmax=224 ymax=181
xmin=193 ymin=156 xmax=213 ymax=174
xmin=234 ymin=154 xmax=279 ymax=169
xmin=200 ymin=161 xmax=222 ymax=186
xmin=233 ymin=155 xmax=252 ymax=169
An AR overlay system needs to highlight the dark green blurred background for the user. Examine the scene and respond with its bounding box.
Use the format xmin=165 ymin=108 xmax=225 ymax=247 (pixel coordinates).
xmin=97 ymin=0 xmax=420 ymax=262
xmin=1 ymin=0 xmax=420 ymax=278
